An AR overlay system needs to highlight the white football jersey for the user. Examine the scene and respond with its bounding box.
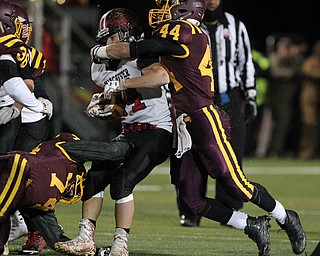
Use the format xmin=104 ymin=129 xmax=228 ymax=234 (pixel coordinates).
xmin=91 ymin=60 xmax=172 ymax=133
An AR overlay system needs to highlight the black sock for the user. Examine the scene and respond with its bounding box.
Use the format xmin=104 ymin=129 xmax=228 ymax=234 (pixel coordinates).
xmin=117 ymin=227 xmax=130 ymax=234
xmin=88 ymin=219 xmax=96 ymax=227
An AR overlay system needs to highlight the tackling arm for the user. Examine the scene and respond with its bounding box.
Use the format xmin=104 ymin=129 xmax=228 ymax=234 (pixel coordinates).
xmin=124 ymin=62 xmax=170 ymax=89
xmin=92 ymin=37 xmax=185 ymax=60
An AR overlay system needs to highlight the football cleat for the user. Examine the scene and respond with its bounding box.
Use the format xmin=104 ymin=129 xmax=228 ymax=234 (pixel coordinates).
xmin=20 ymin=231 xmax=47 ymax=255
xmin=179 ymin=214 xmax=201 ymax=227
xmin=54 ymin=218 xmax=96 ymax=256
xmin=109 ymin=228 xmax=129 ymax=256
xmin=310 ymin=241 xmax=320 ymax=256
xmin=3 ymin=243 xmax=9 ymax=255
xmin=95 ymin=246 xmax=111 ymax=256
xmin=8 ymin=210 xmax=28 ymax=242
xmin=277 ymin=210 xmax=306 ymax=254
xmin=244 ymin=215 xmax=271 ymax=256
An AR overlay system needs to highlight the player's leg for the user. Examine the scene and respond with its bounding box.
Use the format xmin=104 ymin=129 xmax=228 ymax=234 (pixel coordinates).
xmin=181 ymin=106 xmax=305 ymax=255
xmin=173 ymin=149 xmax=271 ymax=256
xmin=54 ymin=162 xmax=115 ymax=255
xmin=202 ymin=105 xmax=306 ymax=254
xmin=108 ymin=129 xmax=172 ymax=256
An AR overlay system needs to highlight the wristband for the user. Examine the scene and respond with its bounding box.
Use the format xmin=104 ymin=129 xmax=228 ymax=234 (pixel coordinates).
xmin=96 ymin=46 xmax=109 ymax=59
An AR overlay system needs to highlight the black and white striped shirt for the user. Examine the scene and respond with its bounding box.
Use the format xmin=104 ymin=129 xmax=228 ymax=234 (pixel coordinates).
xmin=201 ymin=12 xmax=255 ymax=95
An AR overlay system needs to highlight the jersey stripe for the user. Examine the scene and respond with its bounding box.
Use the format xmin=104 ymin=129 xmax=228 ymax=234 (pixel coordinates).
xmin=0 ymin=154 xmax=27 ymax=216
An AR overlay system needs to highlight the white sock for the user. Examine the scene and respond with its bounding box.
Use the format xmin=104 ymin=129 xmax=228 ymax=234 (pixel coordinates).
xmin=226 ymin=211 xmax=248 ymax=230
xmin=269 ymin=200 xmax=287 ymax=224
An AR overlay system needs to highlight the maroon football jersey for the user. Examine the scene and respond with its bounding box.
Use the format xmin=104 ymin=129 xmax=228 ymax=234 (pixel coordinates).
xmin=0 ymin=34 xmax=30 ymax=68
xmin=0 ymin=133 xmax=84 ymax=213
xmin=153 ymin=20 xmax=214 ymax=116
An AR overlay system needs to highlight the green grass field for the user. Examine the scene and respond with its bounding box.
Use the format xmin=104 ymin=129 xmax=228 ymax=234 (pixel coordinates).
xmin=7 ymin=158 xmax=320 ymax=255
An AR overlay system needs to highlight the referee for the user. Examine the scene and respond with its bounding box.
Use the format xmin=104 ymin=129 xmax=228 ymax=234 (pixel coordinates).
xmin=178 ymin=0 xmax=257 ymax=227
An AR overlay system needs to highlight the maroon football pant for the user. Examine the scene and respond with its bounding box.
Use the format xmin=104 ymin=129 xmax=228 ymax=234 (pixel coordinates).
xmin=171 ymin=105 xmax=254 ymax=215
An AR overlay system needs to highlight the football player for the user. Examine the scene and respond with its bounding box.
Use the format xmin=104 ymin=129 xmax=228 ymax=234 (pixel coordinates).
xmin=0 ymin=132 xmax=132 ymax=255
xmin=54 ymin=8 xmax=173 ymax=256
xmin=0 ymin=1 xmax=54 ymax=254
xmin=0 ymin=0 xmax=53 ymax=153
xmin=88 ymin=0 xmax=306 ymax=255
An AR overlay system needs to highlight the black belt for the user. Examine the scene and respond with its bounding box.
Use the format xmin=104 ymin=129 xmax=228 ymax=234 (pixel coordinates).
xmin=123 ymin=123 xmax=158 ymax=132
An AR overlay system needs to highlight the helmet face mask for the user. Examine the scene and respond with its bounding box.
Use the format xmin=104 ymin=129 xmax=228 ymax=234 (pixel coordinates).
xmin=96 ymin=8 xmax=143 ymax=44
xmin=0 ymin=1 xmax=32 ymax=43
xmin=149 ymin=0 xmax=205 ymax=28
xmin=60 ymin=172 xmax=85 ymax=205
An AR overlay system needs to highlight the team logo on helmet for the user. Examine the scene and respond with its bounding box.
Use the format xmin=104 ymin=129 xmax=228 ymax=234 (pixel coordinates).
xmin=96 ymin=8 xmax=143 ymax=44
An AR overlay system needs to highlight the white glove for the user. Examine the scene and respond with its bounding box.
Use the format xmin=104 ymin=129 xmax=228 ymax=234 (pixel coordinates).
xmin=104 ymin=81 xmax=120 ymax=99
xmin=0 ymin=106 xmax=21 ymax=125
xmin=86 ymin=93 xmax=115 ymax=118
xmin=86 ymin=93 xmax=104 ymax=117
xmin=40 ymin=99 xmax=53 ymax=120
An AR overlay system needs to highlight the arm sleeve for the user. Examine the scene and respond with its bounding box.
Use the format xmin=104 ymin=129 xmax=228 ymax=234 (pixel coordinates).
xmin=3 ymin=77 xmax=43 ymax=112
xmin=33 ymin=77 xmax=50 ymax=100
xmin=19 ymin=64 xmax=33 ymax=80
xmin=129 ymin=37 xmax=185 ymax=58
xmin=61 ymin=140 xmax=133 ymax=163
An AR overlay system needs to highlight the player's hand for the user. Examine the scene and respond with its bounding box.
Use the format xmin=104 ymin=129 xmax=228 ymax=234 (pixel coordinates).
xmin=0 ymin=106 xmax=21 ymax=124
xmin=86 ymin=93 xmax=105 ymax=117
xmin=244 ymin=99 xmax=257 ymax=124
xmin=103 ymin=81 xmax=126 ymax=99
xmin=40 ymin=99 xmax=53 ymax=120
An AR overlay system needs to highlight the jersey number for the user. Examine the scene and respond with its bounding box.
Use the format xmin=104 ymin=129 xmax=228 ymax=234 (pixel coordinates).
xmin=159 ymin=24 xmax=181 ymax=41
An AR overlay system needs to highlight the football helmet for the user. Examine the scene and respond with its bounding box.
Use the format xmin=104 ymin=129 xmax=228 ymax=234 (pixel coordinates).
xmin=60 ymin=171 xmax=85 ymax=205
xmin=0 ymin=1 xmax=32 ymax=43
xmin=96 ymin=8 xmax=143 ymax=44
xmin=149 ymin=0 xmax=205 ymax=28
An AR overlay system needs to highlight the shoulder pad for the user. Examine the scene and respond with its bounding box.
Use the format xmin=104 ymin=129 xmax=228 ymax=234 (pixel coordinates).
xmin=29 ymin=46 xmax=46 ymax=77
xmin=0 ymin=35 xmax=30 ymax=68
xmin=154 ymin=20 xmax=195 ymax=44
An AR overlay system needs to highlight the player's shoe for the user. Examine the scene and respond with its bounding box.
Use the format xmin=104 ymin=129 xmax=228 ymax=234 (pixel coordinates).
xmin=8 ymin=210 xmax=28 ymax=242
xmin=54 ymin=218 xmax=96 ymax=255
xmin=244 ymin=215 xmax=271 ymax=256
xmin=179 ymin=214 xmax=201 ymax=227
xmin=276 ymin=210 xmax=306 ymax=254
xmin=2 ymin=243 xmax=9 ymax=255
xmin=95 ymin=246 xmax=111 ymax=256
xmin=20 ymin=231 xmax=47 ymax=255
xmin=109 ymin=228 xmax=129 ymax=256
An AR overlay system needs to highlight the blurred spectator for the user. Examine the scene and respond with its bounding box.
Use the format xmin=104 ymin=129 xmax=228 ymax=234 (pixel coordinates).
xmin=267 ymin=37 xmax=304 ymax=157
xmin=245 ymin=48 xmax=270 ymax=157
xmin=298 ymin=39 xmax=320 ymax=159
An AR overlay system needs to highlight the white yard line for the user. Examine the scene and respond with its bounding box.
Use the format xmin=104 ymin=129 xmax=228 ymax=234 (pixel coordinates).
xmin=151 ymin=166 xmax=320 ymax=175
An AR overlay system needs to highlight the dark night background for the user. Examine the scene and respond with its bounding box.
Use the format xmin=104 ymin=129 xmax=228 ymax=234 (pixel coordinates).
xmin=90 ymin=0 xmax=320 ymax=51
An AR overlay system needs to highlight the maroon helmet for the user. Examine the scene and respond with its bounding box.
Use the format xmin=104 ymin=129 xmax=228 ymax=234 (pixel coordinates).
xmin=0 ymin=1 xmax=32 ymax=43
xmin=96 ymin=8 xmax=143 ymax=44
xmin=149 ymin=0 xmax=205 ymax=28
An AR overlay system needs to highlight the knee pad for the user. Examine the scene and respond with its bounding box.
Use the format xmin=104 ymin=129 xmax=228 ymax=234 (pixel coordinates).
xmin=93 ymin=191 xmax=104 ymax=198
xmin=115 ymin=194 xmax=134 ymax=204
